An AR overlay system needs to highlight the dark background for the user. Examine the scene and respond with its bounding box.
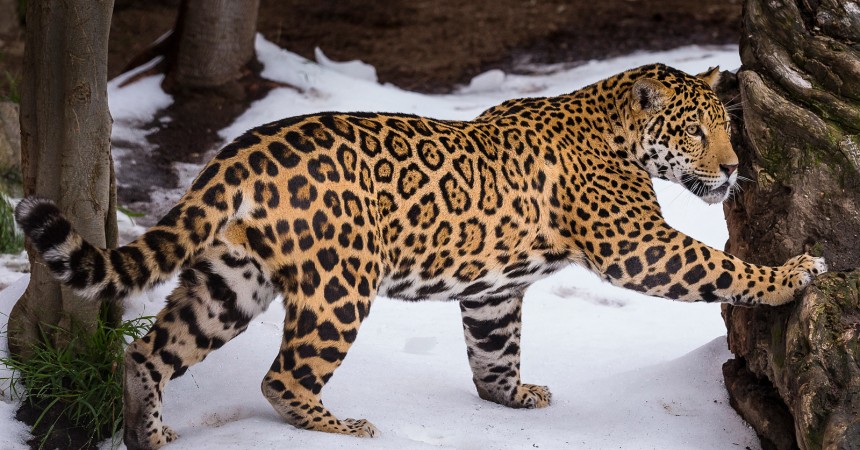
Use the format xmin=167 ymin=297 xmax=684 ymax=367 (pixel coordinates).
xmin=107 ymin=0 xmax=743 ymax=93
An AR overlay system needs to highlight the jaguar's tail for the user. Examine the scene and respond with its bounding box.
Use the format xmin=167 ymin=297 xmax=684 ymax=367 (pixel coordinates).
xmin=15 ymin=178 xmax=243 ymax=301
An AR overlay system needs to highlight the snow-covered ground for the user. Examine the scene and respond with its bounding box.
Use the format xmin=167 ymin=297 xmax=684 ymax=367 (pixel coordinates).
xmin=0 ymin=38 xmax=760 ymax=449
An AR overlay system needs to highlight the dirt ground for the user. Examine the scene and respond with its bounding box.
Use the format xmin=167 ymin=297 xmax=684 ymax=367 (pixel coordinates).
xmin=106 ymin=0 xmax=742 ymax=92
xmin=257 ymin=0 xmax=743 ymax=93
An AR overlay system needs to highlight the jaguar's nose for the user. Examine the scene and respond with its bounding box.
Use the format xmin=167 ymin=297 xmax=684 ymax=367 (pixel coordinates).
xmin=720 ymin=163 xmax=738 ymax=176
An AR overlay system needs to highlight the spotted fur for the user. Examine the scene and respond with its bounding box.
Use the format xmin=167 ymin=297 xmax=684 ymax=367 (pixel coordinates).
xmin=16 ymin=64 xmax=826 ymax=450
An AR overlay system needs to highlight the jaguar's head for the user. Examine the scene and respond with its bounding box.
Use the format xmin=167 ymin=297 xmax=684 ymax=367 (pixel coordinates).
xmin=628 ymin=65 xmax=737 ymax=204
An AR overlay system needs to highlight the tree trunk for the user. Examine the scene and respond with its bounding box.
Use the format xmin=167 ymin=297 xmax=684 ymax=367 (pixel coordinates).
xmin=719 ymin=0 xmax=860 ymax=449
xmin=8 ymin=0 xmax=118 ymax=356
xmin=168 ymin=0 xmax=260 ymax=92
xmin=112 ymin=0 xmax=267 ymax=224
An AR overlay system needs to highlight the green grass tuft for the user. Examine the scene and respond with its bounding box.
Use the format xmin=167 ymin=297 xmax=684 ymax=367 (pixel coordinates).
xmin=1 ymin=311 xmax=154 ymax=449
xmin=0 ymin=71 xmax=20 ymax=104
xmin=0 ymin=196 xmax=23 ymax=254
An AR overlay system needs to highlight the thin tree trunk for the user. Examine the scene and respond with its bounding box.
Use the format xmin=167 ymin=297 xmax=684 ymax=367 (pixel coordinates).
xmin=170 ymin=0 xmax=260 ymax=90
xmin=9 ymin=0 xmax=118 ymax=356
xmin=719 ymin=0 xmax=860 ymax=448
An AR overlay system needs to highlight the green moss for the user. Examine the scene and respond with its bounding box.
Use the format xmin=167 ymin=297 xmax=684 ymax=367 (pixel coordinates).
xmin=808 ymin=273 xmax=860 ymax=377
xmin=759 ymin=139 xmax=794 ymax=183
xmin=0 ymin=194 xmax=23 ymax=253
xmin=805 ymin=426 xmax=825 ymax=449
xmin=0 ymin=70 xmax=20 ymax=104
xmin=751 ymin=81 xmax=860 ymax=182
xmin=809 ymin=242 xmax=824 ymax=258
xmin=759 ymin=134 xmax=858 ymax=189
xmin=815 ymin=272 xmax=860 ymax=304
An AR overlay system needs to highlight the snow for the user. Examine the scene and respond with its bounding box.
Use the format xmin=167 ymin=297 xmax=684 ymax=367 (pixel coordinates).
xmin=0 ymin=276 xmax=33 ymax=450
xmin=314 ymin=47 xmax=378 ymax=83
xmin=459 ymin=69 xmax=507 ymax=94
xmin=107 ymin=284 xmax=755 ymax=450
xmin=108 ymin=57 xmax=174 ymax=149
xmin=0 ymin=37 xmax=761 ymax=449
xmin=0 ymin=253 xmax=28 ymax=290
xmin=107 ymin=56 xmax=175 ymax=202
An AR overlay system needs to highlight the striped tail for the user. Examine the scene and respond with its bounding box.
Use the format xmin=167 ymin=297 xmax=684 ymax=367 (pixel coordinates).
xmin=15 ymin=193 xmax=235 ymax=301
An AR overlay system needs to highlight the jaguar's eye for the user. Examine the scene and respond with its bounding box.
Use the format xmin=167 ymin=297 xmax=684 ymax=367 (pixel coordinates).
xmin=685 ymin=124 xmax=700 ymax=136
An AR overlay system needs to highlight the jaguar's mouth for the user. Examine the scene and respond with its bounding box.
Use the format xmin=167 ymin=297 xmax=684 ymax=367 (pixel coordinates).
xmin=708 ymin=180 xmax=731 ymax=196
xmin=682 ymin=176 xmax=733 ymax=204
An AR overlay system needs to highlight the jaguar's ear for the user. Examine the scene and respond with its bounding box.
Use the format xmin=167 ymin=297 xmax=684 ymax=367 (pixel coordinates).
xmin=696 ymin=66 xmax=721 ymax=89
xmin=630 ymin=78 xmax=671 ymax=114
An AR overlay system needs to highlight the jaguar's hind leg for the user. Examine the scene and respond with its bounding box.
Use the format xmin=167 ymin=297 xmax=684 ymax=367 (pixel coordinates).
xmin=460 ymin=292 xmax=551 ymax=409
xmin=123 ymin=242 xmax=277 ymax=450
xmin=261 ymin=265 xmax=378 ymax=437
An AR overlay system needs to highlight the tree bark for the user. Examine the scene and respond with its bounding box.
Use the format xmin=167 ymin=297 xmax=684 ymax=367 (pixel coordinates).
xmin=8 ymin=0 xmax=118 ymax=356
xmin=168 ymin=0 xmax=260 ymax=92
xmin=720 ymin=0 xmax=860 ymax=449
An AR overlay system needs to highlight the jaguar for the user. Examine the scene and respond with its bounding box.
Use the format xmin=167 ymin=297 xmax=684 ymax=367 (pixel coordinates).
xmin=15 ymin=63 xmax=826 ymax=449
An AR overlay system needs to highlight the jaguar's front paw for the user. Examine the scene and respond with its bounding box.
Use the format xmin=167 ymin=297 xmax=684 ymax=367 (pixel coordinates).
xmin=763 ymin=254 xmax=828 ymax=306
xmin=784 ymin=253 xmax=828 ymax=289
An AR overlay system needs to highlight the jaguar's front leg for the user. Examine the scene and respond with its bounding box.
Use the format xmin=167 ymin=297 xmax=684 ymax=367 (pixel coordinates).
xmin=459 ymin=293 xmax=551 ymax=409
xmin=592 ymin=221 xmax=827 ymax=306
